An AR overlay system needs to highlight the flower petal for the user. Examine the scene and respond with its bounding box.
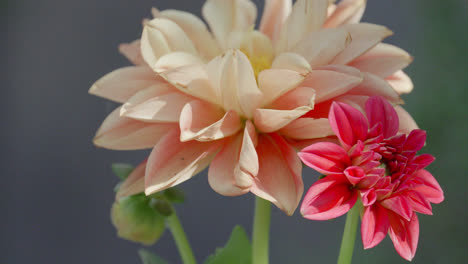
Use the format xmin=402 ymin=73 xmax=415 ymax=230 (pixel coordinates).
xmin=116 ymin=160 xmax=147 ymax=199
xmin=300 ymin=174 xmax=357 ymax=220
xmin=329 ymin=101 xmax=368 ymax=148
xmin=89 ymin=66 xmax=159 ymax=103
xmin=324 ymin=0 xmax=366 ymax=28
xmin=145 ymin=129 xmax=222 ymax=195
xmin=94 ymin=107 xmax=178 ymax=150
xmin=259 ymin=0 xmax=292 ymax=41
xmin=347 ymin=72 xmax=402 ymax=103
xmin=119 ymin=39 xmax=145 ymax=65
xmin=202 ymin=0 xmax=257 ymax=49
xmin=120 ymin=83 xmax=175 ymax=115
xmin=361 ymin=203 xmax=390 ymax=249
xmin=271 ymin=52 xmax=312 ymax=74
xmin=179 ymin=100 xmax=242 ymax=142
xmin=291 ymin=28 xmax=351 ymax=68
xmin=251 ymin=134 xmax=304 ymax=215
xmin=388 ymin=212 xmax=419 ymax=261
xmin=331 ymin=23 xmax=393 ymax=65
xmin=279 ymin=118 xmax=334 ymax=140
xmin=254 ymin=106 xmax=312 ymax=133
xmin=258 ymin=69 xmax=305 ymax=106
xmin=403 ymin=129 xmax=426 ymax=152
xmin=270 ymin=86 xmax=316 ymax=110
xmin=276 ymin=0 xmax=328 ymax=53
xmin=348 ymin=43 xmax=413 ymax=78
xmin=365 ymin=96 xmax=399 ymax=138
xmin=153 ymin=52 xmax=204 ymax=73
xmin=407 ymin=191 xmax=433 ymax=215
xmin=387 ymin=70 xmax=414 ymax=94
xmin=299 ymin=142 xmax=350 ymax=174
xmin=156 ymin=9 xmax=220 ymax=60
xmin=412 ymin=169 xmax=444 ymax=204
xmin=381 ymin=195 xmax=413 ymax=221
xmin=395 ymin=106 xmax=419 ymax=134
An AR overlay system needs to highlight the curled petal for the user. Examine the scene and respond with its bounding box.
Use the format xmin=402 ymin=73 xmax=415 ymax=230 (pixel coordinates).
xmin=153 ymin=52 xmax=204 ymax=73
xmin=270 ymin=86 xmax=316 ymax=110
xmin=145 ymin=130 xmax=222 ymax=195
xmin=361 ymin=204 xmax=390 ymax=249
xmin=254 ymin=106 xmax=312 ymax=133
xmin=119 ymin=39 xmax=145 ymax=65
xmin=387 ymin=70 xmax=414 ymax=94
xmin=381 ymin=195 xmax=413 ymax=221
xmin=260 ymin=0 xmax=292 ymax=41
xmin=407 ymin=191 xmax=433 ymax=215
xmin=412 ymin=169 xmax=444 ymax=204
xmin=388 ymin=212 xmax=419 ymax=261
xmin=271 ymin=52 xmax=312 ymax=74
xmin=329 ymin=101 xmax=368 ymax=148
xmin=343 ymin=166 xmax=365 ymax=185
xmin=93 ymin=107 xmax=177 ymax=150
xmin=324 ymin=0 xmax=366 ymax=28
xmin=300 ymin=174 xmax=357 ymax=220
xmin=299 ymin=142 xmax=350 ymax=174
xmin=258 ymin=69 xmax=305 ymax=106
xmin=251 ymin=134 xmax=304 ymax=215
xmin=116 ymin=160 xmax=147 ymax=199
xmin=365 ymin=96 xmax=399 ymax=138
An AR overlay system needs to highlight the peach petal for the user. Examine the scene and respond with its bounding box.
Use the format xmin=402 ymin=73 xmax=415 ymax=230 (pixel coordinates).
xmin=235 ymin=121 xmax=259 ymax=187
xmin=259 ymin=0 xmax=292 ymax=41
xmin=122 ymin=92 xmax=194 ymax=123
xmin=346 ymin=72 xmax=402 ymax=103
xmin=276 ymin=0 xmax=328 ymax=53
xmin=156 ymin=9 xmax=220 ymax=60
xmin=387 ymin=70 xmax=414 ymax=94
xmin=251 ymin=134 xmax=303 ymax=215
xmin=270 ymin=86 xmax=316 ymax=110
xmin=302 ymin=69 xmax=363 ymax=103
xmin=254 ymin=106 xmax=312 ymax=133
xmin=324 ymin=0 xmax=366 ymax=28
xmin=271 ymin=52 xmax=311 ymax=74
xmin=258 ymin=69 xmax=305 ymax=106
xmin=94 ymin=107 xmax=177 ymax=150
xmin=89 ymin=66 xmax=159 ymax=103
xmin=395 ymin=106 xmax=419 ymax=134
xmin=119 ymin=39 xmax=145 ymax=65
xmin=179 ymin=100 xmax=242 ymax=142
xmin=292 ymin=28 xmax=351 ymax=68
xmin=331 ymin=23 xmax=393 ymax=65
xmin=349 ymin=43 xmax=413 ymax=78
xmin=116 ymin=160 xmax=147 ymax=200
xmin=120 ymin=84 xmax=175 ymax=116
xmin=279 ymin=118 xmax=333 ymax=139
xmin=154 ymin=52 xmax=204 ymax=73
xmin=145 ymin=129 xmax=222 ymax=195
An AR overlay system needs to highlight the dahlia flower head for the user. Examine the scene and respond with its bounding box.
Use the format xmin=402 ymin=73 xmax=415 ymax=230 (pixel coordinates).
xmin=299 ymin=96 xmax=444 ymax=261
xmin=90 ymin=0 xmax=416 ymax=215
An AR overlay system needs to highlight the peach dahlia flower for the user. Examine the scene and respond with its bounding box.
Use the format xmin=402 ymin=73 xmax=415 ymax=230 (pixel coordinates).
xmin=90 ymin=0 xmax=416 ymax=215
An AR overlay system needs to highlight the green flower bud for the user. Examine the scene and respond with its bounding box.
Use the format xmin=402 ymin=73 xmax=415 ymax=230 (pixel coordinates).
xmin=111 ymin=194 xmax=165 ymax=246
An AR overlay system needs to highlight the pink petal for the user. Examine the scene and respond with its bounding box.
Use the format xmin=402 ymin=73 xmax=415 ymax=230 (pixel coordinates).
xmin=257 ymin=69 xmax=305 ymax=106
xmin=324 ymin=0 xmax=366 ymax=28
xmin=208 ymin=121 xmax=258 ymax=196
xmin=259 ymin=0 xmax=292 ymax=41
xmin=360 ymin=188 xmax=377 ymax=206
xmin=388 ymin=212 xmax=419 ymax=261
xmin=347 ymin=72 xmax=402 ymax=104
xmin=93 ymin=107 xmax=177 ymax=150
xmin=300 ymin=174 xmax=357 ymax=220
xmin=271 ymin=52 xmax=312 ymax=74
xmin=331 ymin=23 xmax=393 ymax=65
xmin=179 ymin=100 xmax=242 ymax=142
xmin=412 ymin=154 xmax=435 ymax=170
xmin=380 ymin=195 xmax=413 ymax=221
xmin=403 ymin=129 xmax=426 ymax=152
xmin=412 ymin=169 xmax=444 ymax=204
xmin=343 ymin=166 xmax=365 ymax=185
xmin=395 ymin=106 xmax=419 ymax=135
xmin=119 ymin=39 xmax=145 ymax=65
xmin=251 ymin=134 xmax=304 ymax=215
xmin=329 ymin=101 xmax=368 ymax=148
xmin=116 ymin=160 xmax=147 ymax=200
xmin=407 ymin=191 xmax=433 ymax=215
xmin=279 ymin=118 xmax=334 ymax=140
xmin=291 ymin=28 xmax=352 ymax=68
xmin=348 ymin=43 xmax=413 ymax=78
xmin=89 ymin=66 xmax=159 ymax=103
xmin=361 ymin=204 xmax=390 ymax=249
xmin=387 ymin=70 xmax=414 ymax=94
xmin=276 ymin=0 xmax=328 ymax=53
xmin=156 ymin=10 xmax=220 ymax=60
xmin=120 ymin=84 xmax=175 ymax=115
xmin=365 ymin=96 xmax=399 ymax=138
xmin=254 ymin=106 xmax=312 ymax=133
xmin=299 ymin=142 xmax=350 ymax=175
xmin=270 ymin=86 xmax=316 ymax=110
xmin=145 ymin=129 xmax=222 ymax=195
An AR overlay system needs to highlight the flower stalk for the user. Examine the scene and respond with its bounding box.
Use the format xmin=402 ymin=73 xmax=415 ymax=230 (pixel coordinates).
xmin=166 ymin=209 xmax=197 ymax=264
xmin=337 ymin=202 xmax=362 ymax=264
xmin=252 ymin=197 xmax=272 ymax=264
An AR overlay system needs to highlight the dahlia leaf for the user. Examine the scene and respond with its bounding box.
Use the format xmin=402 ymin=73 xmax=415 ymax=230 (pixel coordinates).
xmin=111 ymin=163 xmax=135 ymax=180
xmin=138 ymin=249 xmax=169 ymax=264
xmin=204 ymin=225 xmax=252 ymax=264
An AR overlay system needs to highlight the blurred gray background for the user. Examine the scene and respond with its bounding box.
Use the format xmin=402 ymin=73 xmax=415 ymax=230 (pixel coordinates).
xmin=2 ymin=0 xmax=467 ymax=263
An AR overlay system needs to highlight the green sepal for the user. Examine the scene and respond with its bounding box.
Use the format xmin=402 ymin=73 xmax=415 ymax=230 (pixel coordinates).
xmin=138 ymin=249 xmax=170 ymax=264
xmin=111 ymin=163 xmax=135 ymax=180
xmin=163 ymin=188 xmax=186 ymax=203
xmin=204 ymin=225 xmax=252 ymax=264
xmin=150 ymin=199 xmax=173 ymax=217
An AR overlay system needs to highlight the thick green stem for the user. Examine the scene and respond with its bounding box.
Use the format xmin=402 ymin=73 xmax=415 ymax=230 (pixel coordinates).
xmin=337 ymin=203 xmax=362 ymax=264
xmin=252 ymin=197 xmax=272 ymax=264
xmin=167 ymin=211 xmax=197 ymax=264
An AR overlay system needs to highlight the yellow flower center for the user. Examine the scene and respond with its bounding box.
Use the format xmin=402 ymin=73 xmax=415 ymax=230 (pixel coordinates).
xmin=238 ymin=30 xmax=274 ymax=79
xmin=243 ymin=51 xmax=273 ymax=79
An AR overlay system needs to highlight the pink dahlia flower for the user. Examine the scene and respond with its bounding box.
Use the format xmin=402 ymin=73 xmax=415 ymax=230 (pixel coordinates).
xmin=90 ymin=0 xmax=416 ymax=215
xmin=298 ymin=96 xmax=444 ymax=260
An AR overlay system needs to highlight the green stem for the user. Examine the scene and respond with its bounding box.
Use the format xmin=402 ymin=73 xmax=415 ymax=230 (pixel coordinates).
xmin=167 ymin=210 xmax=197 ymax=264
xmin=252 ymin=197 xmax=272 ymax=264
xmin=337 ymin=203 xmax=362 ymax=264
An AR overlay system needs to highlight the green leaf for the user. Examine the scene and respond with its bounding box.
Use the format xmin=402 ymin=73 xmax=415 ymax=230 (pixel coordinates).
xmin=111 ymin=163 xmax=134 ymax=180
xmin=138 ymin=249 xmax=169 ymax=264
xmin=204 ymin=225 xmax=252 ymax=264
xmin=163 ymin=188 xmax=186 ymax=203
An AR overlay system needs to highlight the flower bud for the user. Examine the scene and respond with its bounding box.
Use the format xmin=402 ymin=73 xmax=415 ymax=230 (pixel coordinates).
xmin=111 ymin=194 xmax=165 ymax=246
